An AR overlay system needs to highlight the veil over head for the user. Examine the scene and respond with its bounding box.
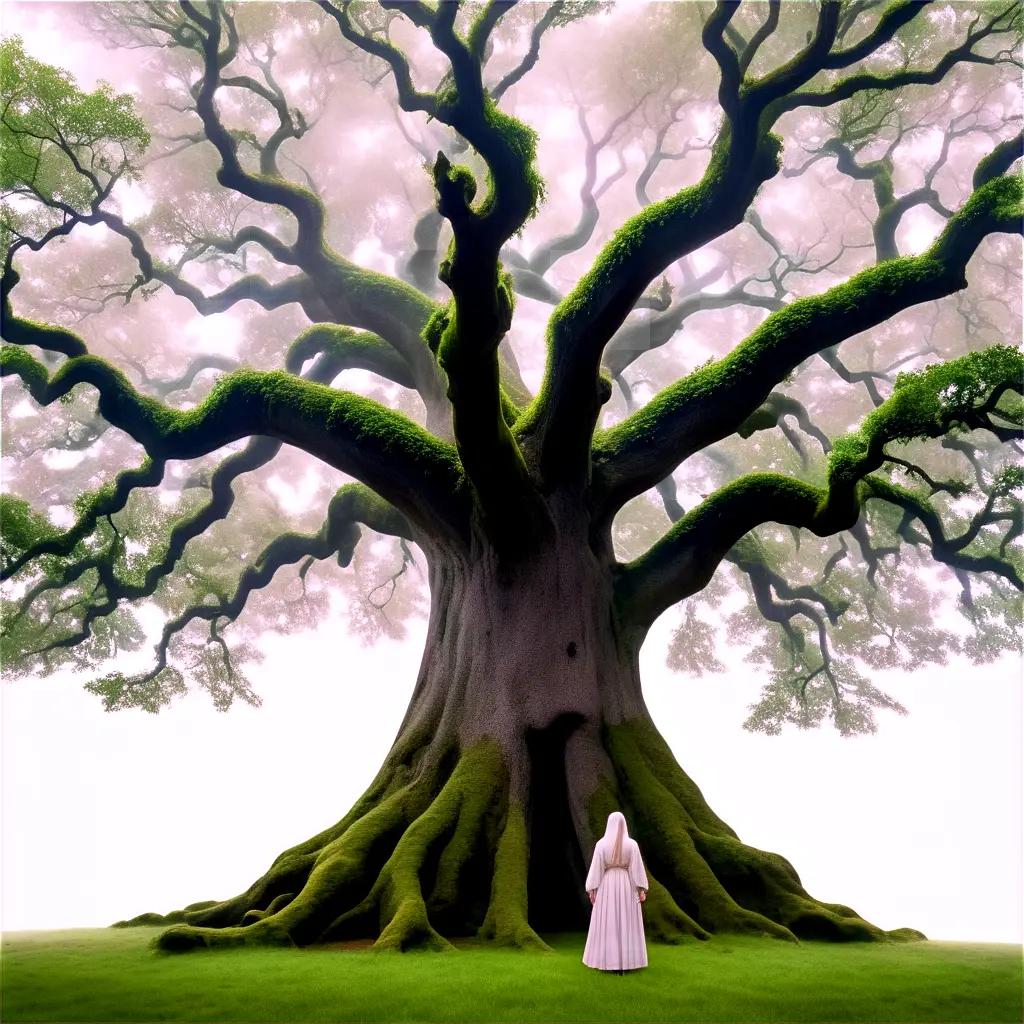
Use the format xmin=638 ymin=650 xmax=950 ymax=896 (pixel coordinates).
xmin=603 ymin=810 xmax=630 ymax=868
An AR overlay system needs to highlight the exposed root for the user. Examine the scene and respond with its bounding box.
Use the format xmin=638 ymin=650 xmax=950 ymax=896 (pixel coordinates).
xmin=148 ymin=735 xmax=552 ymax=954
xmin=153 ymin=755 xmax=441 ymax=951
xmin=600 ymin=718 xmax=927 ymax=944
xmin=364 ymin=736 xmax=505 ymax=952
xmin=111 ymin=900 xmax=218 ymax=928
xmin=478 ymin=802 xmax=553 ymax=952
xmin=585 ymin=771 xmax=710 ymax=944
xmin=124 ymin=712 xmax=924 ymax=954
xmin=604 ymin=721 xmax=797 ymax=942
xmin=181 ymin=713 xmax=456 ymax=930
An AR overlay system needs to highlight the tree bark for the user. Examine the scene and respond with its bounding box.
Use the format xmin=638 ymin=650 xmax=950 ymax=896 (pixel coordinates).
xmin=118 ymin=503 xmax=926 ymax=952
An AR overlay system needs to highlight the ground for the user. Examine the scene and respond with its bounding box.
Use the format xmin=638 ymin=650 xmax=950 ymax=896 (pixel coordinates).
xmin=2 ymin=926 xmax=1021 ymax=1023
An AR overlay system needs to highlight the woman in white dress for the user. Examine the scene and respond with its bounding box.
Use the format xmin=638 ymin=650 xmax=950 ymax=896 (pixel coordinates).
xmin=582 ymin=810 xmax=649 ymax=973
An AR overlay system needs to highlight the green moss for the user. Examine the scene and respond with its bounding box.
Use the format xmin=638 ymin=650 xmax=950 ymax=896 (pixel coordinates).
xmin=264 ymin=892 xmax=296 ymax=915
xmin=2 ymin=343 xmax=464 ymax=499
xmin=621 ymin=719 xmax=740 ymax=838
xmin=372 ymin=742 xmax=488 ymax=952
xmin=615 ymin=342 xmax=1020 ymax=618
xmin=0 ymin=494 xmax=59 ymax=557
xmin=973 ymin=134 xmax=1024 ymax=188
xmin=479 ymin=799 xmax=552 ymax=952
xmin=482 ymin=97 xmax=544 ymax=225
xmin=930 ymin=174 xmax=1023 ymax=260
xmin=182 ymin=900 xmax=219 ymax=914
xmin=0 ymin=344 xmax=49 ymax=390
xmin=448 ymin=164 xmax=478 ymax=205
xmin=111 ymin=911 xmax=185 ymax=928
xmin=154 ymin=920 xmax=295 ymax=953
xmin=0 ymin=453 xmax=163 ymax=576
xmin=603 ymin=724 xmax=748 ymax=931
xmin=318 ymin=250 xmax=438 ymax=351
xmin=284 ymin=324 xmax=410 ymax=384
xmin=372 ymin=736 xmax=551 ymax=952
xmin=422 ymin=303 xmax=451 ymax=355
xmin=497 ymin=267 xmax=515 ymax=328
xmin=827 ymin=344 xmax=1024 ymax=488
xmin=427 ymin=743 xmax=502 ymax=911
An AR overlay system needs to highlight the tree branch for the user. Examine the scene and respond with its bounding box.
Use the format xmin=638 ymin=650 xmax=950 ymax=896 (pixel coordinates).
xmin=1 ymin=300 xmax=468 ymax=541
xmin=613 ymin=344 xmax=1023 ymax=631
xmin=77 ymin=482 xmax=412 ymax=712
xmin=593 ymin=166 xmax=1023 ymax=522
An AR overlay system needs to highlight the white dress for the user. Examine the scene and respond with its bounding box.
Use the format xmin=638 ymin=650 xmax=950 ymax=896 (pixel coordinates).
xmin=582 ymin=835 xmax=649 ymax=970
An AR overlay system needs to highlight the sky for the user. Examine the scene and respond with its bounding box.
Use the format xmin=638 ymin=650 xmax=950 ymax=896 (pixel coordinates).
xmin=1 ymin=2 xmax=1022 ymax=947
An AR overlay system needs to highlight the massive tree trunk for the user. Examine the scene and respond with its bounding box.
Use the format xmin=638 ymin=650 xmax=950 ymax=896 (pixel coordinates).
xmin=123 ymin=501 xmax=925 ymax=952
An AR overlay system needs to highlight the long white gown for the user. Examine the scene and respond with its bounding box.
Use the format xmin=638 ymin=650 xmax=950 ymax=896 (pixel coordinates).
xmin=582 ymin=830 xmax=649 ymax=971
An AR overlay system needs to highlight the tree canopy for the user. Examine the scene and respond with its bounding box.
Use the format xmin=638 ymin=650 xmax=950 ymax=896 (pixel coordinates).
xmin=2 ymin=0 xmax=1022 ymax=735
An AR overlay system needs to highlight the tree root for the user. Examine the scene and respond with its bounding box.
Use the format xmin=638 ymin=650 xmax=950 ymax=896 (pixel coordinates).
xmin=147 ymin=735 xmax=550 ymax=954
xmin=599 ymin=718 xmax=926 ymax=944
xmin=123 ymin=714 xmax=925 ymax=954
xmin=477 ymin=802 xmax=553 ymax=952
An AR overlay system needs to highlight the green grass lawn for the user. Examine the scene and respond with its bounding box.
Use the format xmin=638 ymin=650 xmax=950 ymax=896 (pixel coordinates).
xmin=2 ymin=926 xmax=1021 ymax=1023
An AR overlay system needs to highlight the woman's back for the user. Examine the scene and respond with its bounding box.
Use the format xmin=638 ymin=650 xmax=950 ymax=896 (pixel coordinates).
xmin=602 ymin=834 xmax=635 ymax=870
xmin=583 ymin=812 xmax=649 ymax=972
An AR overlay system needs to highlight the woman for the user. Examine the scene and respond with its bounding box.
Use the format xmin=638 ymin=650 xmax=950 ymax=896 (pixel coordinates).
xmin=582 ymin=810 xmax=649 ymax=973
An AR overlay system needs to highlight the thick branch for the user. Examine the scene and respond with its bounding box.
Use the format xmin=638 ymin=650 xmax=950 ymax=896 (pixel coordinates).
xmin=614 ymin=344 xmax=1023 ymax=630
xmin=322 ymin=0 xmax=550 ymax=551
xmin=285 ymin=324 xmax=416 ymax=389
xmin=594 ymin=171 xmax=1023 ymax=521
xmin=1 ymin=310 xmax=468 ymax=541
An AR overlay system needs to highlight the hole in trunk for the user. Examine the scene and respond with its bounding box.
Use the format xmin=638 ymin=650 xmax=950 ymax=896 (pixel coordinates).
xmin=525 ymin=712 xmax=590 ymax=933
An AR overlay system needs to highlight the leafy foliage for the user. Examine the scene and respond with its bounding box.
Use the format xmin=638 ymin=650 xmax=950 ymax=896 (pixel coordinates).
xmin=1 ymin=35 xmax=149 ymax=260
xmin=0 ymin=2 xmax=1020 ymax=736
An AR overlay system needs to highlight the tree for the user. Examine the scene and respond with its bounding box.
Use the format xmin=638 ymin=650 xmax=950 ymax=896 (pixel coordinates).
xmin=1 ymin=0 xmax=1021 ymax=954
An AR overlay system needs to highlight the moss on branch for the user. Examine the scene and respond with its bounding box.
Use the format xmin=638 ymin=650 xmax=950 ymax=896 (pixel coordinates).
xmin=615 ymin=345 xmax=1024 ymax=629
xmin=516 ymin=118 xmax=784 ymax=490
xmin=285 ymin=324 xmax=416 ymax=389
xmin=1 ymin=328 xmax=467 ymax=539
xmin=594 ymin=171 xmax=1024 ymax=519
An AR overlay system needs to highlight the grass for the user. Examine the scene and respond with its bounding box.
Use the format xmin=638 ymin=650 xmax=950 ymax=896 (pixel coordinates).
xmin=1 ymin=927 xmax=1021 ymax=1023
